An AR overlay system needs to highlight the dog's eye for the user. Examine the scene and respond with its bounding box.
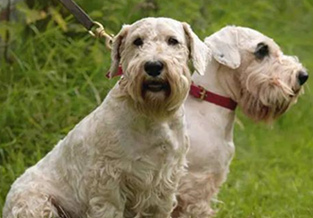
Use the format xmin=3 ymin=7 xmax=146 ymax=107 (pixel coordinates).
xmin=168 ymin=37 xmax=179 ymax=46
xmin=133 ymin=37 xmax=143 ymax=47
xmin=254 ymin=43 xmax=269 ymax=59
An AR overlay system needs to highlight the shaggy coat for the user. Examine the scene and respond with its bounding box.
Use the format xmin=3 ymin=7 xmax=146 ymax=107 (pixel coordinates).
xmin=174 ymin=26 xmax=307 ymax=218
xmin=3 ymin=17 xmax=208 ymax=218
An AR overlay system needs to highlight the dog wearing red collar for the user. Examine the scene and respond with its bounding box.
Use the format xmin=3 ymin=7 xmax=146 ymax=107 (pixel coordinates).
xmin=174 ymin=26 xmax=308 ymax=218
xmin=3 ymin=17 xmax=208 ymax=218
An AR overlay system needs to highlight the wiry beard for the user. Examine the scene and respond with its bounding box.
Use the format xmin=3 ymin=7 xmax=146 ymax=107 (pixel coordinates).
xmin=239 ymin=88 xmax=294 ymax=122
xmin=238 ymin=60 xmax=302 ymax=122
xmin=114 ymin=61 xmax=191 ymax=120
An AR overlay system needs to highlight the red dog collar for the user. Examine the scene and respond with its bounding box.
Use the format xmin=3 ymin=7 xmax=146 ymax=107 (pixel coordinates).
xmin=106 ymin=66 xmax=123 ymax=78
xmin=189 ymin=83 xmax=237 ymax=111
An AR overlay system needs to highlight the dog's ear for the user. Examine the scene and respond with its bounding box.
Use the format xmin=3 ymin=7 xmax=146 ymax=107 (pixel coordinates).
xmin=182 ymin=23 xmax=209 ymax=76
xmin=204 ymin=26 xmax=241 ymax=69
xmin=109 ymin=25 xmax=130 ymax=78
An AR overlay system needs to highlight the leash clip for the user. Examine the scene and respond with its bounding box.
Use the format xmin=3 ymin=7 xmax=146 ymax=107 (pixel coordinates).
xmin=58 ymin=0 xmax=114 ymax=50
xmin=89 ymin=21 xmax=114 ymax=49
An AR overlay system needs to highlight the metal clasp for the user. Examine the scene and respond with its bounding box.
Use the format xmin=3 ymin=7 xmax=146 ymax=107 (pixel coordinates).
xmin=89 ymin=21 xmax=114 ymax=50
xmin=198 ymin=86 xmax=207 ymax=100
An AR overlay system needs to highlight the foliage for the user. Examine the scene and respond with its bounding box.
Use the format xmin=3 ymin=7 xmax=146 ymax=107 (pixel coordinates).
xmin=1 ymin=0 xmax=313 ymax=217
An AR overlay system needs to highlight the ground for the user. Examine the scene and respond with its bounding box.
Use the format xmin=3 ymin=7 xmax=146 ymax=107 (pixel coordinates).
xmin=0 ymin=0 xmax=313 ymax=217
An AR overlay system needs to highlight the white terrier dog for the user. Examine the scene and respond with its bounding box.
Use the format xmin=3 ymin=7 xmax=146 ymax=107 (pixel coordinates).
xmin=173 ymin=26 xmax=308 ymax=217
xmin=3 ymin=17 xmax=208 ymax=218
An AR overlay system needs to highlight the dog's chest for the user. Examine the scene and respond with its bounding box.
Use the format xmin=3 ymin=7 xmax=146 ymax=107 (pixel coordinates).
xmin=185 ymin=97 xmax=235 ymax=171
xmin=97 ymin=117 xmax=187 ymax=215
xmin=120 ymin=118 xmax=185 ymax=162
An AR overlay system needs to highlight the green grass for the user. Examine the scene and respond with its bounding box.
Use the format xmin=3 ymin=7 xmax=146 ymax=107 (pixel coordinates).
xmin=1 ymin=0 xmax=313 ymax=217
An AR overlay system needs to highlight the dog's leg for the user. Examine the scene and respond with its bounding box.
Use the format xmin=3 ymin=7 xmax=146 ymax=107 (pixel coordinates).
xmin=87 ymin=182 xmax=125 ymax=218
xmin=153 ymin=196 xmax=177 ymax=218
xmin=3 ymin=191 xmax=60 ymax=218
xmin=154 ymin=212 xmax=172 ymax=218
xmin=174 ymin=171 xmax=226 ymax=218
xmin=87 ymin=200 xmax=124 ymax=218
xmin=128 ymin=193 xmax=176 ymax=218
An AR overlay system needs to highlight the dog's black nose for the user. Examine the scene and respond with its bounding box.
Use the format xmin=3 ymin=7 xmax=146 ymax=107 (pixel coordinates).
xmin=144 ymin=61 xmax=164 ymax=77
xmin=298 ymin=71 xmax=309 ymax=85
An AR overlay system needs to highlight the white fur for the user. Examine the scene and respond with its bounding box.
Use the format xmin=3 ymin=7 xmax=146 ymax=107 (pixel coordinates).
xmin=3 ymin=17 xmax=208 ymax=218
xmin=174 ymin=26 xmax=307 ymax=217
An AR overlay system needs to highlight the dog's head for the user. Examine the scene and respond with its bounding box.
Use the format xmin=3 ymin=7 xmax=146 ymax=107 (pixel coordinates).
xmin=205 ymin=26 xmax=308 ymax=122
xmin=110 ymin=17 xmax=208 ymax=118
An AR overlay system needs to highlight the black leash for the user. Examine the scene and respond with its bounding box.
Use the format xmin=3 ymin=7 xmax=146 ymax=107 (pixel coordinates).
xmin=59 ymin=0 xmax=94 ymax=30
xmin=58 ymin=0 xmax=113 ymax=48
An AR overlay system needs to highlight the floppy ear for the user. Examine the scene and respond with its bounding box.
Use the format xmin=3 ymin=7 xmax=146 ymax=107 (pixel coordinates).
xmin=204 ymin=26 xmax=241 ymax=69
xmin=182 ymin=23 xmax=210 ymax=76
xmin=109 ymin=25 xmax=130 ymax=78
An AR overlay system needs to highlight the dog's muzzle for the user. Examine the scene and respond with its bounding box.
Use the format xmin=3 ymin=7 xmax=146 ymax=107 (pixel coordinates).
xmin=143 ymin=79 xmax=170 ymax=92
xmin=143 ymin=60 xmax=170 ymax=93
xmin=144 ymin=61 xmax=164 ymax=77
